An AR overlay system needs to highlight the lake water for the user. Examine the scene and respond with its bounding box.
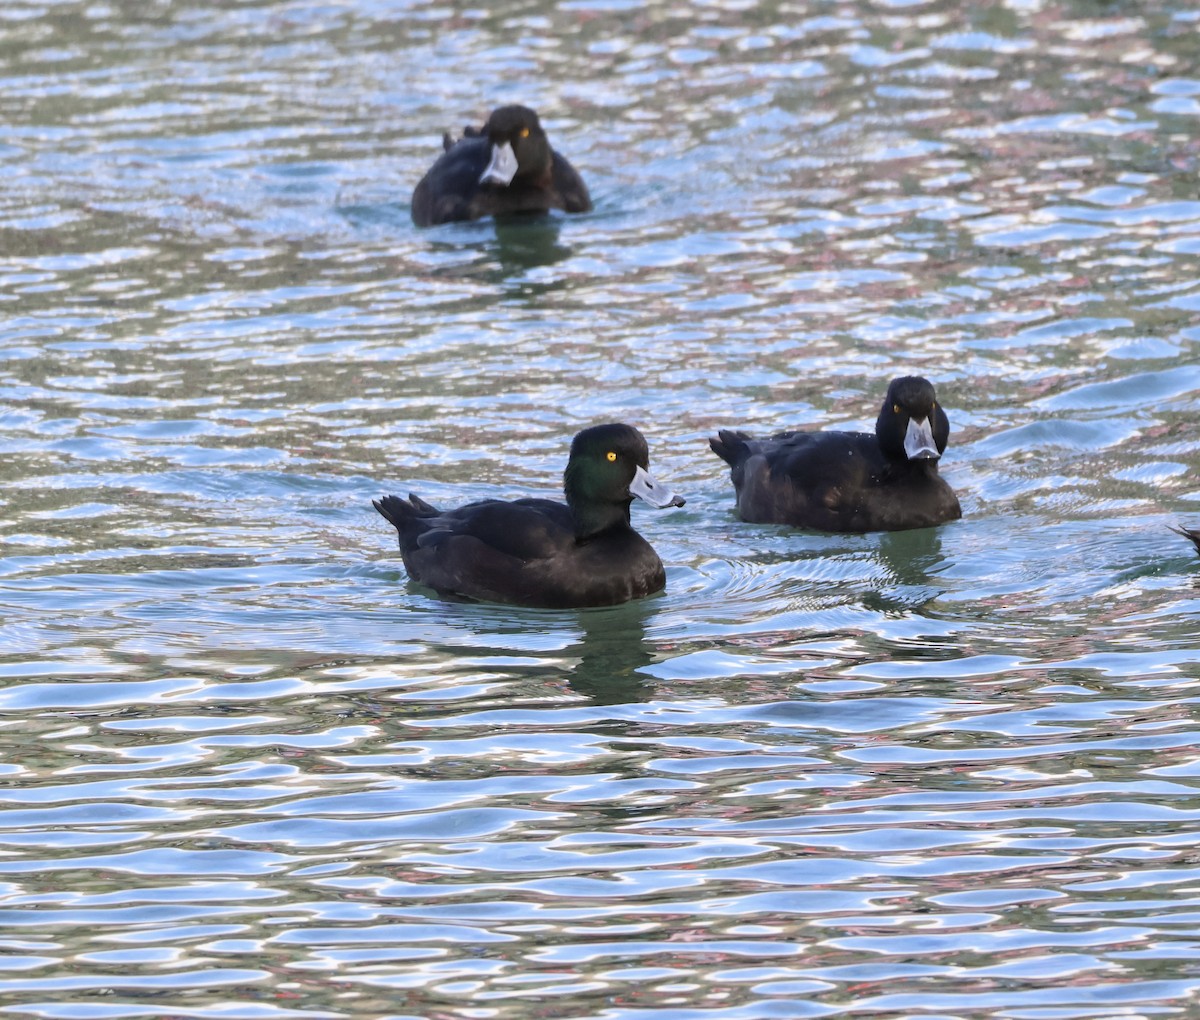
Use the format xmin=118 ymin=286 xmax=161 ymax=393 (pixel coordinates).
xmin=3 ymin=0 xmax=1200 ymax=1017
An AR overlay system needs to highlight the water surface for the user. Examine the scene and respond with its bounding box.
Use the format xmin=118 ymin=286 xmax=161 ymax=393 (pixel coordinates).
xmin=3 ymin=0 xmax=1200 ymax=1017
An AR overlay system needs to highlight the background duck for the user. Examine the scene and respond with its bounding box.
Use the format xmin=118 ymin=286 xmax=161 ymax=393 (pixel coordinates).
xmin=411 ymin=104 xmax=592 ymax=227
xmin=710 ymin=375 xmax=961 ymax=533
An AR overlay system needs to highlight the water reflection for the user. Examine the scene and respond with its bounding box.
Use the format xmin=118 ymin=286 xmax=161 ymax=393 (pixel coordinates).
xmin=878 ymin=525 xmax=948 ymax=583
xmin=386 ymin=212 xmax=577 ymax=297
xmin=6 ymin=0 xmax=1200 ymax=1017
xmin=415 ymin=599 xmax=658 ymax=705
xmin=491 ymin=214 xmax=573 ymax=275
xmin=865 ymin=526 xmax=948 ymax=614
xmin=563 ymin=601 xmax=657 ymax=705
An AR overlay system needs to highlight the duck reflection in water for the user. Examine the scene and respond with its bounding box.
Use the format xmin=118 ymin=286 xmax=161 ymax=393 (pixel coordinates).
xmin=491 ymin=214 xmax=573 ymax=272
xmin=414 ymin=601 xmax=659 ymax=707
xmin=562 ymin=602 xmax=658 ymax=705
xmin=861 ymin=526 xmax=949 ymax=615
xmin=419 ymin=214 xmax=575 ymax=298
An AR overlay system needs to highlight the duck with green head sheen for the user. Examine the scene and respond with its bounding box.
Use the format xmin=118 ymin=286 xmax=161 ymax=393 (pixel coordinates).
xmin=374 ymin=424 xmax=684 ymax=608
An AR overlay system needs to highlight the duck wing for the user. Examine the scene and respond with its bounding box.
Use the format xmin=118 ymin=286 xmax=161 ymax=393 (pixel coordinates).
xmin=411 ymin=136 xmax=490 ymax=226
xmin=378 ymin=496 xmax=578 ymax=603
xmin=549 ymin=150 xmax=592 ymax=213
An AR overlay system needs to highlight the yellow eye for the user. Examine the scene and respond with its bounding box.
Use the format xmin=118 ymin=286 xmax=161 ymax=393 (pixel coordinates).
xmin=893 ymin=403 xmax=901 ymax=414
xmin=519 ymin=127 xmax=530 ymax=139
xmin=606 ymin=451 xmax=617 ymax=462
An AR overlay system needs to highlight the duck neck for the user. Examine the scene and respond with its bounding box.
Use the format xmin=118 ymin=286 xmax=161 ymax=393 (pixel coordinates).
xmin=888 ymin=456 xmax=941 ymax=480
xmin=570 ymin=498 xmax=632 ymax=543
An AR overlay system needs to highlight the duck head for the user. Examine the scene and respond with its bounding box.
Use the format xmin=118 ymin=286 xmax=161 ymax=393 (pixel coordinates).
xmin=876 ymin=376 xmax=950 ymax=463
xmin=479 ymin=105 xmax=552 ymax=187
xmin=564 ymin=423 xmax=685 ymax=539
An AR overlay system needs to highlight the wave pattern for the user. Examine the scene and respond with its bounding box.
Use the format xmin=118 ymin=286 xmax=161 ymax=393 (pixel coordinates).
xmin=2 ymin=0 xmax=1200 ymax=1016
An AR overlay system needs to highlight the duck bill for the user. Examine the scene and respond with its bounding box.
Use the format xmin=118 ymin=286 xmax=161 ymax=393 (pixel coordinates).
xmin=904 ymin=417 xmax=941 ymax=460
xmin=629 ymin=465 xmax=686 ymax=509
xmin=479 ymin=141 xmax=519 ymax=186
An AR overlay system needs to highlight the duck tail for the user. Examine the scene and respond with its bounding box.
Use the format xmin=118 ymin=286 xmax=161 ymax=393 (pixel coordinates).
xmin=373 ymin=494 xmax=440 ymax=542
xmin=1169 ymin=523 xmax=1200 ymax=555
xmin=709 ymin=429 xmax=751 ymax=468
xmin=406 ymin=493 xmax=440 ymax=515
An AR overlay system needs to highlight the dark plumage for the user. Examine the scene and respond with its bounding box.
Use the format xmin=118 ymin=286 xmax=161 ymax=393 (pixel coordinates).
xmin=411 ymin=105 xmax=592 ymax=227
xmin=373 ymin=424 xmax=684 ymax=608
xmin=1170 ymin=524 xmax=1200 ymax=555
xmin=709 ymin=376 xmax=962 ymax=533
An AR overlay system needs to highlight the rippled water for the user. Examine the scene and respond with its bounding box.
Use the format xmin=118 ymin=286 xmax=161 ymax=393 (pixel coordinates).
xmin=4 ymin=0 xmax=1200 ymax=1016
